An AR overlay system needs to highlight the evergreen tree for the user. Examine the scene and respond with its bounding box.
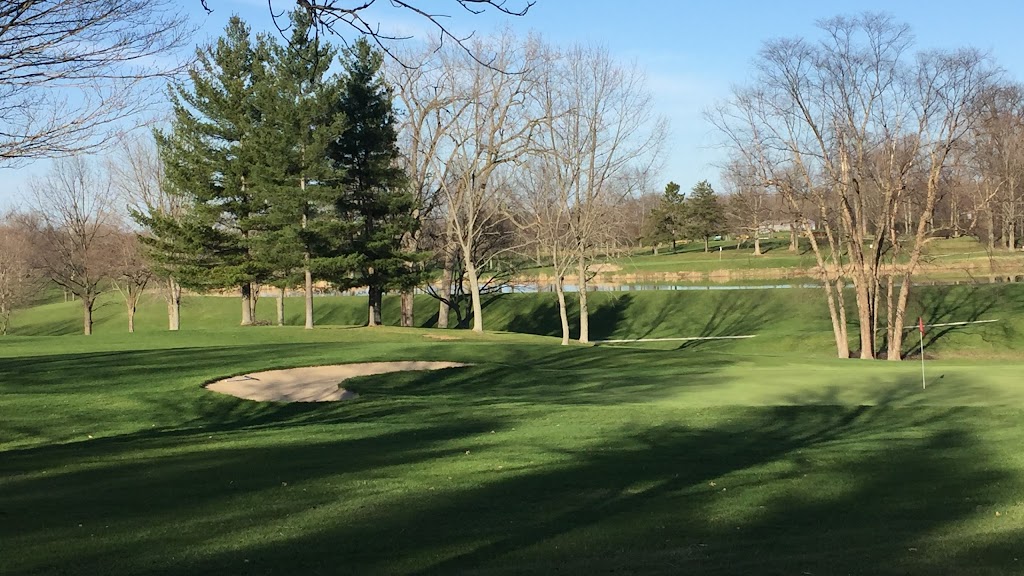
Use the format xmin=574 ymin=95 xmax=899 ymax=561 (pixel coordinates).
xmin=147 ymin=16 xmax=269 ymax=325
xmin=248 ymin=11 xmax=348 ymax=329
xmin=327 ymin=38 xmax=422 ymax=326
xmin=684 ymin=180 xmax=726 ymax=252
xmin=644 ymin=181 xmax=686 ymax=253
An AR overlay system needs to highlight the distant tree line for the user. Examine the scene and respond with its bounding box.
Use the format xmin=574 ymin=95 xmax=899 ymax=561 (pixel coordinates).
xmin=9 ymin=7 xmax=1024 ymax=362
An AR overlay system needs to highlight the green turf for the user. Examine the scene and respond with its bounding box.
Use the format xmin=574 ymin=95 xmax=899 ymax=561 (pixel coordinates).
xmin=3 ymin=283 xmax=1024 ymax=574
xmin=2 ymin=326 xmax=1024 ymax=575
xmin=8 ymin=282 xmax=1024 ymax=359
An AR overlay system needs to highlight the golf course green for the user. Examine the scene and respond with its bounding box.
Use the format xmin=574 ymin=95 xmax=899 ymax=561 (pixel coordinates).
xmin=2 ymin=284 xmax=1024 ymax=575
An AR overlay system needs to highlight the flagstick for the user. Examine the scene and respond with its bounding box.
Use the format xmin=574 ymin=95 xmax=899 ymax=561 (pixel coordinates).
xmin=919 ymin=327 xmax=926 ymax=390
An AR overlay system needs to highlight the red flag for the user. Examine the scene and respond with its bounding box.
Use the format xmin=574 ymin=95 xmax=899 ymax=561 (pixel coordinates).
xmin=918 ymin=317 xmax=926 ymax=335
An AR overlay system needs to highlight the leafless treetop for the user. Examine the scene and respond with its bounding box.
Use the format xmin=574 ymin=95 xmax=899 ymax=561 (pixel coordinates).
xmin=201 ymin=0 xmax=535 ymax=69
xmin=0 ymin=0 xmax=194 ymax=166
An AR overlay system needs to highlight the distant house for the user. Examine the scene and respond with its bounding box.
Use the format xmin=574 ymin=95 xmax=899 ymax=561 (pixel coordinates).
xmin=758 ymin=220 xmax=817 ymax=235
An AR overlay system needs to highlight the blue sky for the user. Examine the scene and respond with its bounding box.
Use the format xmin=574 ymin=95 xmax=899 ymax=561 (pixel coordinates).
xmin=4 ymin=0 xmax=1024 ymax=208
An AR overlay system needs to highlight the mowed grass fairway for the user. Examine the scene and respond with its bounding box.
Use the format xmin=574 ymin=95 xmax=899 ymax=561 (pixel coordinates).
xmin=3 ymin=286 xmax=1024 ymax=575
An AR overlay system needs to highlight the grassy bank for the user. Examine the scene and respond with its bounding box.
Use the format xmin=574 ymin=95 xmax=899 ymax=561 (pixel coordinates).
xmin=8 ymin=282 xmax=1023 ymax=359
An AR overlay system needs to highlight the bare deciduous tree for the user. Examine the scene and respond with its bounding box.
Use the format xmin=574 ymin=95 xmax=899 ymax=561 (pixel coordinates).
xmin=108 ymin=133 xmax=186 ymax=331
xmin=0 ymin=1 xmax=193 ymax=165
xmin=110 ymin=229 xmax=153 ymax=333
xmin=30 ymin=157 xmax=119 ymax=335
xmin=723 ymin=159 xmax=774 ymax=256
xmin=0 ymin=212 xmax=39 ymax=334
xmin=387 ymin=41 xmax=468 ymax=327
xmin=712 ymin=12 xmax=995 ymax=360
xmin=506 ymin=158 xmax=577 ymax=344
xmin=430 ymin=30 xmax=542 ymax=332
xmin=539 ymin=43 xmax=665 ymax=343
xmin=968 ymin=84 xmax=1024 ymax=251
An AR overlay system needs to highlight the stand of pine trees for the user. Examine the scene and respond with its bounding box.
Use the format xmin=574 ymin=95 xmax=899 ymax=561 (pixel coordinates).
xmin=140 ymin=13 xmax=422 ymax=328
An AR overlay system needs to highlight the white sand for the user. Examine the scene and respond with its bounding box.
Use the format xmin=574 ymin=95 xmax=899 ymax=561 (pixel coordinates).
xmin=205 ymin=361 xmax=468 ymax=403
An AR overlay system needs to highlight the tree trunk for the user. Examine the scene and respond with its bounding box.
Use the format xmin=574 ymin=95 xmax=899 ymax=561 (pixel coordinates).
xmin=400 ymin=291 xmax=414 ymax=327
xmin=83 ymin=296 xmax=94 ymax=336
xmin=828 ymin=277 xmax=850 ymax=358
xmin=437 ymin=245 xmax=454 ymax=329
xmin=304 ymin=266 xmax=314 ymax=330
xmin=704 ymin=237 xmax=710 ymax=252
xmin=555 ymin=275 xmax=570 ymax=346
xmin=653 ymin=244 xmax=659 ymax=256
xmin=577 ymin=258 xmax=590 ymax=343
xmin=167 ymin=277 xmax=181 ymax=331
xmin=465 ymin=258 xmax=484 ymax=333
xmin=803 ymin=220 xmax=848 ymax=359
xmin=1010 ymin=200 xmax=1018 ymax=249
xmin=127 ymin=302 xmax=136 ymax=334
xmin=367 ymin=285 xmax=382 ymax=326
xmin=884 ymin=274 xmax=896 ymax=358
xmin=852 ymin=275 xmax=875 ymax=359
xmin=753 ymin=236 xmax=762 ymax=256
xmin=250 ymin=286 xmax=259 ymax=322
xmin=789 ymin=227 xmax=798 ymax=252
xmin=988 ymin=209 xmax=996 ymax=251
xmin=299 ymin=184 xmax=315 ymax=330
xmin=887 ymin=270 xmax=913 ymax=361
xmin=241 ymin=283 xmax=253 ymax=326
xmin=277 ymin=286 xmax=285 ymax=326
xmin=399 ymin=226 xmax=418 ymax=328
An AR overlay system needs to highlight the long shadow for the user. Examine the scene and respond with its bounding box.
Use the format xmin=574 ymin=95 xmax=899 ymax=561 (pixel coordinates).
xmin=405 ymin=388 xmax=986 ymax=575
xmin=451 ymin=292 xmax=511 ymax=329
xmin=502 ymin=294 xmax=564 ymax=337
xmin=341 ymin=347 xmax=734 ymax=408
xmin=587 ymin=293 xmax=634 ymax=341
xmin=675 ymin=289 xmax=779 ymax=351
xmin=909 ymin=283 xmax=1005 ymax=358
xmin=0 ymin=416 xmax=508 ymax=576
xmin=6 ymin=377 xmax=1010 ymax=575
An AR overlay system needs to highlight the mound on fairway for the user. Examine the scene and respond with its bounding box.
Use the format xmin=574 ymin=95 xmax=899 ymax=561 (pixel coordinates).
xmin=206 ymin=361 xmax=469 ymax=402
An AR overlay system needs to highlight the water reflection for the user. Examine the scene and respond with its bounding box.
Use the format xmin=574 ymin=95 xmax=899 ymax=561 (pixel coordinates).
xmin=503 ymin=283 xmax=823 ymax=293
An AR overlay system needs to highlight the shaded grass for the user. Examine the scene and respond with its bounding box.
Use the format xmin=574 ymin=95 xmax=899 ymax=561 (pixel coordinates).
xmin=2 ymin=327 xmax=1024 ymax=574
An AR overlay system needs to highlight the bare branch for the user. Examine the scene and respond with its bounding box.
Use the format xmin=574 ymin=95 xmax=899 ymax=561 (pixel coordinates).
xmin=0 ymin=0 xmax=195 ymax=166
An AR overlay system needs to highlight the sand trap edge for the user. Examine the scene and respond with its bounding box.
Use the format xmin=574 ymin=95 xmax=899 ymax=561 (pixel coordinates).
xmin=205 ymin=361 xmax=470 ymax=403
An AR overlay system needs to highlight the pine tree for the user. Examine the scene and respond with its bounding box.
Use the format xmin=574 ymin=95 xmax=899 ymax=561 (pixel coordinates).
xmin=644 ymin=181 xmax=685 ymax=253
xmin=148 ymin=16 xmax=269 ymax=325
xmin=684 ymin=180 xmax=726 ymax=252
xmin=248 ymin=11 xmax=348 ymax=329
xmin=327 ymin=38 xmax=422 ymax=326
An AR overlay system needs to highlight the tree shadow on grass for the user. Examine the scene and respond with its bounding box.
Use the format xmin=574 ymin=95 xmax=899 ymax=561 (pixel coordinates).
xmin=587 ymin=293 xmax=634 ymax=341
xmin=673 ymin=290 xmax=780 ymax=352
xmin=343 ymin=346 xmax=734 ymax=408
xmin=905 ymin=283 xmax=1009 ymax=358
xmin=501 ymin=294 xmax=565 ymax=337
xmin=4 ymin=377 xmax=1012 ymax=575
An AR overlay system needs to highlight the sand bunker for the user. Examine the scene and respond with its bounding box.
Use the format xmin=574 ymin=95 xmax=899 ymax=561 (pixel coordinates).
xmin=206 ymin=361 xmax=468 ymax=403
